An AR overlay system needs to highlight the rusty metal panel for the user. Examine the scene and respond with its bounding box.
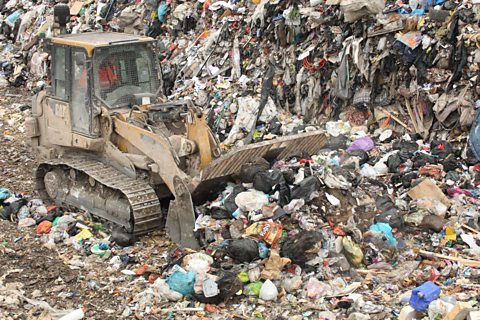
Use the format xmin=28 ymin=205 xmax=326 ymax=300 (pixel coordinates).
xmin=201 ymin=130 xmax=326 ymax=181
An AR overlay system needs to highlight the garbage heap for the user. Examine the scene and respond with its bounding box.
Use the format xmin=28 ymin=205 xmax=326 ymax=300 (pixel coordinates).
xmin=1 ymin=0 xmax=480 ymax=318
xmin=2 ymin=125 xmax=480 ymax=318
xmin=0 ymin=0 xmax=479 ymax=146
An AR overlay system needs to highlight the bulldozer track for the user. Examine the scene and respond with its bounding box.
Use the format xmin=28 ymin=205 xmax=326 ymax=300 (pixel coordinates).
xmin=34 ymin=155 xmax=162 ymax=235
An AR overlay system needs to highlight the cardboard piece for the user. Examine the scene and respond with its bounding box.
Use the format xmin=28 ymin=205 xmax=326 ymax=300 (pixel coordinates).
xmin=70 ymin=1 xmax=84 ymax=16
xmin=407 ymin=178 xmax=451 ymax=208
xmin=444 ymin=302 xmax=472 ymax=320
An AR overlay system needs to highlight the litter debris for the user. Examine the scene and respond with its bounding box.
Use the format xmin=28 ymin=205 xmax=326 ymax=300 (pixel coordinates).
xmin=0 ymin=0 xmax=479 ymax=317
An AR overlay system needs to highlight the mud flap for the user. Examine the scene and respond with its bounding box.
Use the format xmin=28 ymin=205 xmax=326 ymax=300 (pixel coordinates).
xmin=166 ymin=177 xmax=200 ymax=250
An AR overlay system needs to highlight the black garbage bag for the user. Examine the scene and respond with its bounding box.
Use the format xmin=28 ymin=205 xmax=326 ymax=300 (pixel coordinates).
xmin=193 ymin=271 xmax=242 ymax=304
xmin=431 ymin=140 xmax=454 ymax=158
xmin=280 ymin=231 xmax=322 ymax=266
xmin=348 ymin=149 xmax=369 ymax=166
xmin=290 ymin=176 xmax=319 ymax=200
xmin=277 ymin=183 xmax=291 ymax=207
xmin=112 ymin=227 xmax=136 ymax=247
xmin=239 ymin=158 xmax=270 ymax=183
xmin=0 ymin=198 xmax=28 ymax=220
xmin=282 ymin=169 xmax=296 ymax=185
xmin=387 ymin=153 xmax=403 ymax=173
xmin=209 ymin=207 xmax=232 ymax=219
xmin=253 ymin=170 xmax=286 ymax=193
xmin=99 ymin=0 xmax=116 ymax=21
xmin=465 ymin=147 xmax=479 ymax=166
xmin=268 ymin=116 xmax=282 ymax=135
xmin=323 ymin=134 xmax=348 ymax=150
xmin=225 ymin=238 xmax=259 ymax=263
xmin=412 ymin=152 xmax=438 ymax=169
xmin=146 ymin=19 xmax=162 ymax=38
xmin=392 ymin=140 xmax=419 ymax=157
xmin=223 ymin=184 xmax=246 ymax=213
xmin=443 ymin=155 xmax=463 ymax=172
xmin=375 ymin=197 xmax=404 ymax=229
xmin=391 ymin=171 xmax=418 ymax=188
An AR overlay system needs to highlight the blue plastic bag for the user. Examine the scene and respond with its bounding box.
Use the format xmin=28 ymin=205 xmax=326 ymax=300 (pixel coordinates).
xmin=166 ymin=271 xmax=195 ymax=296
xmin=0 ymin=188 xmax=12 ymax=202
xmin=157 ymin=4 xmax=169 ymax=23
xmin=410 ymin=9 xmax=425 ymax=16
xmin=369 ymin=223 xmax=397 ymax=247
xmin=258 ymin=241 xmax=270 ymax=259
xmin=409 ymin=281 xmax=441 ymax=311
xmin=6 ymin=10 xmax=22 ymax=26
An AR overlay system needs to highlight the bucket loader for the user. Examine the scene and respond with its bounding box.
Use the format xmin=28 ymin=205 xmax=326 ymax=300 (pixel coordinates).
xmin=26 ymin=32 xmax=327 ymax=249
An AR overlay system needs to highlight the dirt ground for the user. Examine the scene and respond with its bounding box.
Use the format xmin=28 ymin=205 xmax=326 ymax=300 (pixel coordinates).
xmin=0 ymin=88 xmax=124 ymax=319
xmin=0 ymin=88 xmax=36 ymax=194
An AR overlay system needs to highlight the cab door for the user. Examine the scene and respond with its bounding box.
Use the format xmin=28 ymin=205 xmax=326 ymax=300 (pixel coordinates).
xmin=45 ymin=44 xmax=72 ymax=146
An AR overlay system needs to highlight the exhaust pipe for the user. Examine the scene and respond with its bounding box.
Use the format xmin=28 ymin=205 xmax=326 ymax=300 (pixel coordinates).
xmin=53 ymin=2 xmax=70 ymax=35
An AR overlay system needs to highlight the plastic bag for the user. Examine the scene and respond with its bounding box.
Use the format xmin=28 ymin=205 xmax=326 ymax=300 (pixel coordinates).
xmin=375 ymin=197 xmax=404 ymax=229
xmin=166 ymin=271 xmax=196 ymax=296
xmin=0 ymin=198 xmax=27 ymax=220
xmin=153 ymin=278 xmax=183 ymax=301
xmin=291 ymin=176 xmax=319 ymax=201
xmin=0 ymin=188 xmax=12 ymax=202
xmin=235 ymin=190 xmax=269 ymax=212
xmin=245 ymin=282 xmax=262 ymax=296
xmin=245 ymin=222 xmax=283 ymax=246
xmin=369 ymin=223 xmax=397 ymax=247
xmin=253 ymin=170 xmax=286 ymax=193
xmin=183 ymin=252 xmax=213 ymax=275
xmin=342 ymin=237 xmax=363 ymax=267
xmin=239 ymin=158 xmax=270 ymax=183
xmin=340 ymin=0 xmax=386 ymax=23
xmin=281 ymin=231 xmax=322 ymax=266
xmin=225 ymin=238 xmax=260 ymax=262
xmin=306 ymin=277 xmax=329 ymax=299
xmin=427 ymin=299 xmax=454 ymax=319
xmin=347 ymin=136 xmax=375 ymax=153
xmin=259 ymin=280 xmax=278 ymax=301
xmin=282 ymin=276 xmax=303 ymax=293
xmin=223 ymin=184 xmax=245 ymax=213
xmin=36 ymin=220 xmax=52 ymax=234
xmin=194 ymin=271 xmax=241 ymax=304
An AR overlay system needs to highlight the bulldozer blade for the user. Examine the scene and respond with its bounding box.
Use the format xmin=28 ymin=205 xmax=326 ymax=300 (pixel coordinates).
xmin=166 ymin=191 xmax=200 ymax=250
xmin=200 ymin=130 xmax=326 ymax=182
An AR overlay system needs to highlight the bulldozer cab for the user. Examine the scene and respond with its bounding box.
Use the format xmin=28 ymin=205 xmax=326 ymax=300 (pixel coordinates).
xmin=46 ymin=32 xmax=162 ymax=136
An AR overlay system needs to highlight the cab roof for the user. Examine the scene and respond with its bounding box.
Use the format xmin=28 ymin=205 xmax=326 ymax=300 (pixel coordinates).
xmin=50 ymin=32 xmax=154 ymax=56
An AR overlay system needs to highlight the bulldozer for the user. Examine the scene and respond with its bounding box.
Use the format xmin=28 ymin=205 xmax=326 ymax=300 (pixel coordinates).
xmin=26 ymin=31 xmax=326 ymax=249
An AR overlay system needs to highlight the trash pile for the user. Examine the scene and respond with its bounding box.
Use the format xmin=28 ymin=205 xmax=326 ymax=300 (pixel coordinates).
xmin=1 ymin=0 xmax=480 ymax=318
xmin=0 ymin=0 xmax=479 ymax=144
xmin=3 ymin=122 xmax=480 ymax=318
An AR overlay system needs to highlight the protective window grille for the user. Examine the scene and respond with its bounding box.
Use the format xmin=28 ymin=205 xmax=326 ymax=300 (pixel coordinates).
xmin=53 ymin=46 xmax=67 ymax=99
xmin=93 ymin=45 xmax=160 ymax=107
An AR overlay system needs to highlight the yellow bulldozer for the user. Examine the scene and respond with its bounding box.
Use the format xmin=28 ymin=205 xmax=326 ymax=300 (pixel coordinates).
xmin=26 ymin=32 xmax=326 ymax=248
